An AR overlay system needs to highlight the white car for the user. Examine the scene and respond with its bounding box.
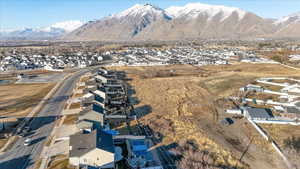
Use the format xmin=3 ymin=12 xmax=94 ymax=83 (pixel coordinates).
xmin=24 ymin=138 xmax=31 ymax=146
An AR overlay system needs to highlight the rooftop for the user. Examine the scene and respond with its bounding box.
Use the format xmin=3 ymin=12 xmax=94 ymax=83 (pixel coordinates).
xmin=286 ymin=106 xmax=300 ymax=114
xmin=246 ymin=107 xmax=274 ymax=119
xmin=76 ymin=120 xmax=93 ymax=129
xmin=70 ymin=129 xmax=114 ymax=157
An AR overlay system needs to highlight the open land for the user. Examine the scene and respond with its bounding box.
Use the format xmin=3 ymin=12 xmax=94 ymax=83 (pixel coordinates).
xmin=111 ymin=63 xmax=300 ymax=169
xmin=0 ymin=83 xmax=56 ymax=117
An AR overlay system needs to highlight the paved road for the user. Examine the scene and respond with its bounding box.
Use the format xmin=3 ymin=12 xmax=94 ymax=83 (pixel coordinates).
xmin=0 ymin=70 xmax=88 ymax=169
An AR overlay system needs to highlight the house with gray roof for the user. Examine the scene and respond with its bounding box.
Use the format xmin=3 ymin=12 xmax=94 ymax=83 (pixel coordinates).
xmin=77 ymin=110 xmax=105 ymax=130
xmin=244 ymin=107 xmax=274 ymax=120
xmin=69 ymin=130 xmax=115 ymax=168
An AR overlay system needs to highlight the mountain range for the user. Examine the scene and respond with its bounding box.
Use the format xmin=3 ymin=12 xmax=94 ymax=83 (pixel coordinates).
xmin=0 ymin=21 xmax=83 ymax=40
xmin=2 ymin=3 xmax=300 ymax=41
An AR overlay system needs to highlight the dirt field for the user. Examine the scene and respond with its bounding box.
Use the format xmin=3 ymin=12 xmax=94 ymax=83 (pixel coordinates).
xmin=112 ymin=63 xmax=300 ymax=169
xmin=0 ymin=83 xmax=56 ymax=117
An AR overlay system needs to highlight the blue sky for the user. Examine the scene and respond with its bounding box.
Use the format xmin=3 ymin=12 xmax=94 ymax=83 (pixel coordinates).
xmin=1 ymin=0 xmax=300 ymax=30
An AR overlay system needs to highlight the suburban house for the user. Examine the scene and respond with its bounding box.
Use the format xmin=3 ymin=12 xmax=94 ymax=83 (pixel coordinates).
xmin=83 ymin=85 xmax=97 ymax=94
xmin=86 ymin=78 xmax=97 ymax=86
xmin=105 ymin=86 xmax=125 ymax=95
xmin=69 ymin=130 xmax=115 ymax=168
xmin=77 ymin=109 xmax=105 ymax=130
xmin=284 ymin=106 xmax=300 ymax=118
xmin=92 ymin=90 xmax=106 ymax=104
xmin=92 ymin=101 xmax=106 ymax=113
xmin=244 ymin=107 xmax=274 ymax=120
xmin=281 ymin=84 xmax=300 ymax=94
xmin=239 ymin=84 xmax=264 ymax=92
xmin=76 ymin=120 xmax=94 ymax=133
xmin=81 ymin=93 xmax=95 ymax=107
xmin=95 ymin=75 xmax=109 ymax=84
xmin=104 ymin=80 xmax=123 ymax=88
xmin=126 ymin=139 xmax=156 ymax=169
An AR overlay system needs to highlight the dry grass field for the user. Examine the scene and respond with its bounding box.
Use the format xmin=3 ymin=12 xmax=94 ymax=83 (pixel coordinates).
xmin=260 ymin=124 xmax=300 ymax=167
xmin=112 ymin=63 xmax=300 ymax=169
xmin=0 ymin=83 xmax=56 ymax=117
xmin=47 ymin=155 xmax=72 ymax=169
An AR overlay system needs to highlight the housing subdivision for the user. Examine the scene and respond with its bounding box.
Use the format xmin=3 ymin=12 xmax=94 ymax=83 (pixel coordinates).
xmin=40 ymin=67 xmax=164 ymax=169
xmin=0 ymin=46 xmax=277 ymax=72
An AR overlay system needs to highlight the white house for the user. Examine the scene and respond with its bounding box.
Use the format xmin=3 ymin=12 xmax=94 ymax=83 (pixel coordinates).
xmin=226 ymin=109 xmax=242 ymax=115
xmin=92 ymin=90 xmax=106 ymax=104
xmin=95 ymin=75 xmax=108 ymax=84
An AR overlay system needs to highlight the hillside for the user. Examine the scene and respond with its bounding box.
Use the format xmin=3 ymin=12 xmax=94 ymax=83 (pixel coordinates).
xmin=64 ymin=3 xmax=278 ymax=41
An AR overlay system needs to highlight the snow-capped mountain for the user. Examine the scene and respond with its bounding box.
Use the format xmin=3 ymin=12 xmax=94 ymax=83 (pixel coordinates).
xmin=274 ymin=12 xmax=300 ymax=26
xmin=4 ymin=3 xmax=300 ymax=41
xmin=0 ymin=20 xmax=83 ymax=40
xmin=113 ymin=4 xmax=171 ymax=20
xmin=273 ymin=12 xmax=300 ymax=38
xmin=42 ymin=20 xmax=84 ymax=32
xmin=65 ymin=4 xmax=172 ymax=41
xmin=64 ymin=3 xmax=276 ymax=41
xmin=166 ymin=3 xmax=246 ymax=21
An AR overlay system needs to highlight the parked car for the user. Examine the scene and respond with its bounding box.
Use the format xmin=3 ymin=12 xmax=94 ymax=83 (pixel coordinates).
xmin=24 ymin=138 xmax=31 ymax=146
xmin=220 ymin=118 xmax=234 ymax=126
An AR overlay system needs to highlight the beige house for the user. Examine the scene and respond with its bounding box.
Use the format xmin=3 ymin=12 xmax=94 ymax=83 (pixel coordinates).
xmin=69 ymin=130 xmax=115 ymax=168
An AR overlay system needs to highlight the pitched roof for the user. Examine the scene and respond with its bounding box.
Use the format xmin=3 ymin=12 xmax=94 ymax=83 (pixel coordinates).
xmin=79 ymin=109 xmax=104 ymax=116
xmin=82 ymin=93 xmax=94 ymax=99
xmin=70 ymin=130 xmax=97 ymax=157
xmin=286 ymin=107 xmax=300 ymax=114
xmin=76 ymin=120 xmax=93 ymax=130
xmin=78 ymin=110 xmax=104 ymax=125
xmin=97 ymin=130 xmax=115 ymax=153
xmin=246 ymin=107 xmax=274 ymax=119
xmin=93 ymin=90 xmax=106 ymax=98
xmin=70 ymin=130 xmax=114 ymax=157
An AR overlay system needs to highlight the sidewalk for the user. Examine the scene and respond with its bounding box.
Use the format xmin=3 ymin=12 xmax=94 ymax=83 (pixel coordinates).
xmin=39 ymin=72 xmax=85 ymax=169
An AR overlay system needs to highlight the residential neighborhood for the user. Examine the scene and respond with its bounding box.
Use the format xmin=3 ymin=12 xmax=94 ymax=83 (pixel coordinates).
xmin=0 ymin=45 xmax=277 ymax=72
xmin=2 ymin=1 xmax=300 ymax=169
xmin=0 ymin=47 xmax=106 ymax=71
xmin=37 ymin=68 xmax=164 ymax=169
